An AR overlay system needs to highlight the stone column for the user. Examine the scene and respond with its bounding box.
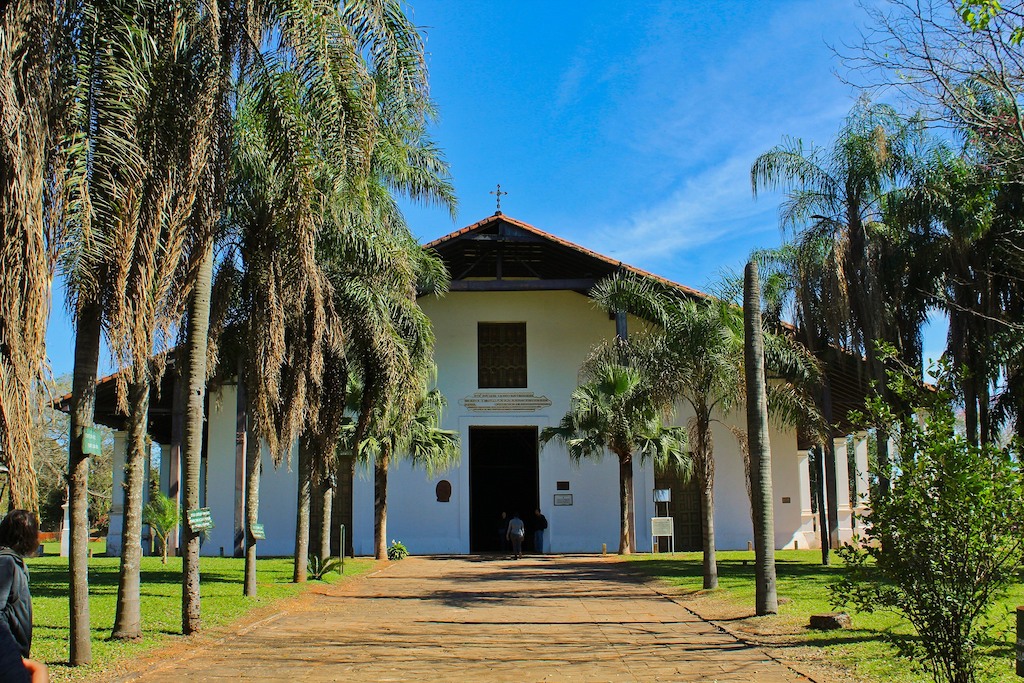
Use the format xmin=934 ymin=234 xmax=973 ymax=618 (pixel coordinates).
xmin=106 ymin=431 xmax=129 ymax=557
xmin=796 ymin=449 xmax=818 ymax=549
xmin=832 ymin=436 xmax=852 ymax=546
xmin=852 ymin=432 xmax=870 ymax=533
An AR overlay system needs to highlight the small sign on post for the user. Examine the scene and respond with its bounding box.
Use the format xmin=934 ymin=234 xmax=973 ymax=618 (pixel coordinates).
xmin=81 ymin=426 xmax=102 ymax=455
xmin=250 ymin=523 xmax=266 ymax=540
xmin=186 ymin=508 xmax=213 ymax=533
xmin=651 ymin=516 xmax=675 ymax=553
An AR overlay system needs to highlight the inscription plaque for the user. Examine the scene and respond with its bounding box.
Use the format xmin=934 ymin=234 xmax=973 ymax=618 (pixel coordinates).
xmin=460 ymin=392 xmax=552 ymax=413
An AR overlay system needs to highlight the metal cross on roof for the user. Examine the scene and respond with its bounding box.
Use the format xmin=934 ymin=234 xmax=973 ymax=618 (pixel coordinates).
xmin=489 ymin=184 xmax=508 ymax=214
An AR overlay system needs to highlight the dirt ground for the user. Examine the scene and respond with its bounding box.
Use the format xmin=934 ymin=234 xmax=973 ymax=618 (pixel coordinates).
xmin=97 ymin=555 xmax=863 ymax=683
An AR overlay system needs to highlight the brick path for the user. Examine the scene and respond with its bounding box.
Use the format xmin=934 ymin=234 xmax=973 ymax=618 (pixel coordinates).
xmin=123 ymin=555 xmax=814 ymax=682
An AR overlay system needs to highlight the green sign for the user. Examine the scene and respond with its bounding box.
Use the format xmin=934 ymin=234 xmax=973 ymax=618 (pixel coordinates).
xmin=82 ymin=426 xmax=102 ymax=455
xmin=187 ymin=508 xmax=213 ymax=533
xmin=250 ymin=523 xmax=266 ymax=540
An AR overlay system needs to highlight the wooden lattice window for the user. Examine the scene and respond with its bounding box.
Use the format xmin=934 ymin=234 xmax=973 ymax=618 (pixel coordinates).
xmin=477 ymin=322 xmax=527 ymax=388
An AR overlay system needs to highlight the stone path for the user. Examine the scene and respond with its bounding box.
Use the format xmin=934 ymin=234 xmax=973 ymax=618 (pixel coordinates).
xmin=122 ymin=555 xmax=815 ymax=682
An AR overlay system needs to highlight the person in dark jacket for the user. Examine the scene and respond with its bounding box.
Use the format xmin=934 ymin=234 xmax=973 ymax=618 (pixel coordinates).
xmin=533 ymin=509 xmax=548 ymax=554
xmin=0 ymin=511 xmax=38 ymax=660
xmin=0 ymin=620 xmax=29 ymax=683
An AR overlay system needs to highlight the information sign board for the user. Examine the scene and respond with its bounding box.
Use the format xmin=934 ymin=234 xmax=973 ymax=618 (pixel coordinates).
xmin=187 ymin=508 xmax=213 ymax=533
xmin=250 ymin=523 xmax=266 ymax=540
xmin=82 ymin=426 xmax=102 ymax=455
xmin=651 ymin=516 xmax=675 ymax=553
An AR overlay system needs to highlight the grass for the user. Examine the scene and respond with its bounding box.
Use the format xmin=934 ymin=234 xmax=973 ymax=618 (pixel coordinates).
xmin=26 ymin=551 xmax=376 ymax=682
xmin=628 ymin=550 xmax=1024 ymax=683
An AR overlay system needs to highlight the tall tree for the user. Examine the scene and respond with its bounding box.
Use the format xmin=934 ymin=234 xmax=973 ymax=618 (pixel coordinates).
xmin=541 ymin=358 xmax=690 ymax=555
xmin=61 ymin=0 xmax=219 ymax=645
xmin=744 ymin=262 xmax=778 ymax=616
xmin=851 ymin=0 xmax=1024 ymax=174
xmin=751 ymin=100 xmax=927 ymax=499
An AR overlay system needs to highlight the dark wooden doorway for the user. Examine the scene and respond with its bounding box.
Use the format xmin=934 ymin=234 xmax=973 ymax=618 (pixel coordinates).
xmin=654 ymin=467 xmax=703 ymax=552
xmin=469 ymin=426 xmax=539 ymax=552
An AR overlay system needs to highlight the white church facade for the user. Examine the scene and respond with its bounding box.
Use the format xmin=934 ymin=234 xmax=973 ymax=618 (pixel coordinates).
xmin=79 ymin=214 xmax=873 ymax=558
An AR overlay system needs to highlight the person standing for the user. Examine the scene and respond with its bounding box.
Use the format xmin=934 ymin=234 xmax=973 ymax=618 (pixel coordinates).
xmin=0 ymin=511 xmax=46 ymax=682
xmin=506 ymin=512 xmax=525 ymax=559
xmin=533 ymin=509 xmax=548 ymax=554
xmin=0 ymin=511 xmax=37 ymax=660
xmin=496 ymin=511 xmax=509 ymax=552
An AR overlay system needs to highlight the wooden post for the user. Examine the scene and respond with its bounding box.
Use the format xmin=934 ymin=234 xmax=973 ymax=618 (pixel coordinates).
xmin=1017 ymin=606 xmax=1024 ymax=676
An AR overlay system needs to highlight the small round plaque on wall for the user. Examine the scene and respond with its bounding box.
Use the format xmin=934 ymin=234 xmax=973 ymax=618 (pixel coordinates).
xmin=436 ymin=479 xmax=452 ymax=503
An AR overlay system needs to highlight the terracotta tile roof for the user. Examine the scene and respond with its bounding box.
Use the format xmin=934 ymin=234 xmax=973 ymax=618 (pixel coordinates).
xmin=424 ymin=213 xmax=712 ymax=301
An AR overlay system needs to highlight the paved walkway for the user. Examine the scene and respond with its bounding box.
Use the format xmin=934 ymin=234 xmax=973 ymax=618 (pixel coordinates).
xmin=124 ymin=555 xmax=814 ymax=682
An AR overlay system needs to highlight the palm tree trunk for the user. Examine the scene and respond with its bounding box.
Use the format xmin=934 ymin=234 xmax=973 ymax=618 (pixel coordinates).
xmin=243 ymin=428 xmax=261 ymax=596
xmin=293 ymin=434 xmax=311 ymax=583
xmin=744 ymin=261 xmax=778 ymax=615
xmin=309 ymin=476 xmax=322 ymax=556
xmin=319 ymin=480 xmax=333 ymax=560
xmin=112 ymin=374 xmax=150 ymax=639
xmin=68 ymin=302 xmax=101 ymax=664
xmin=374 ymin=446 xmax=390 ymax=560
xmin=617 ymin=452 xmax=634 ymax=554
xmin=182 ymin=241 xmax=212 ymax=634
xmin=696 ymin=414 xmax=717 ymax=589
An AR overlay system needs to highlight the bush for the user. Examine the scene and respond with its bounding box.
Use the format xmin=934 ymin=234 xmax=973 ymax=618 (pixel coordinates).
xmin=832 ymin=362 xmax=1024 ymax=683
xmin=307 ymin=555 xmax=341 ymax=580
xmin=387 ymin=540 xmax=408 ymax=561
xmin=142 ymin=493 xmax=180 ymax=564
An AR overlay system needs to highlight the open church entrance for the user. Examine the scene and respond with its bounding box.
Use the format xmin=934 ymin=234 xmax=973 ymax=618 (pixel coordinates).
xmin=469 ymin=426 xmax=539 ymax=552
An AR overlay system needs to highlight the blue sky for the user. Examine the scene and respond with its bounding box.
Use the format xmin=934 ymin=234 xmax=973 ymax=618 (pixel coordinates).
xmin=44 ymin=0 xmax=947 ymax=378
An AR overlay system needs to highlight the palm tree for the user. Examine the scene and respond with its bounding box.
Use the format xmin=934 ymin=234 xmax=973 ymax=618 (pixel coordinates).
xmin=0 ymin=0 xmax=73 ymax=515
xmin=59 ymin=0 xmax=219 ymax=643
xmin=590 ymin=273 xmax=822 ymax=586
xmin=358 ymin=387 xmax=459 ymax=559
xmin=751 ymin=100 xmax=928 ymax=498
xmin=744 ymin=261 xmax=778 ymax=615
xmin=181 ymin=0 xmax=440 ymax=611
xmin=3 ymin=0 xmax=78 ymax=659
xmin=541 ymin=360 xmax=689 ymax=555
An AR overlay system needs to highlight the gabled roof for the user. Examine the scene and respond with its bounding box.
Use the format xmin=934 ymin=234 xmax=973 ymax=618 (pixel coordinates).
xmin=424 ymin=213 xmax=709 ymax=299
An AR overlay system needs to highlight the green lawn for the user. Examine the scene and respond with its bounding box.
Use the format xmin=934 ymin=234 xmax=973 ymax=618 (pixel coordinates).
xmin=26 ymin=551 xmax=376 ymax=682
xmin=628 ymin=550 xmax=1024 ymax=683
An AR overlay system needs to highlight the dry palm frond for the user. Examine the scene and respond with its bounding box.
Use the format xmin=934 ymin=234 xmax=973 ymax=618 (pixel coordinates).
xmin=0 ymin=0 xmax=78 ymax=511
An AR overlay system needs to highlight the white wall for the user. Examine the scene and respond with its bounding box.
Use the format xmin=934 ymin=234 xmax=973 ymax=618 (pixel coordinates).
xmin=204 ymin=384 xmax=239 ymax=557
xmin=254 ymin=440 xmax=299 ymax=556
xmin=198 ymin=288 xmax=811 ymax=557
xmin=351 ymin=290 xmax=806 ymax=555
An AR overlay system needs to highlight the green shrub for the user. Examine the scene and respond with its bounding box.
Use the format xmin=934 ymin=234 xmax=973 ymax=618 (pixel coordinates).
xmin=307 ymin=555 xmax=341 ymax=580
xmin=832 ymin=361 xmax=1024 ymax=683
xmin=387 ymin=540 xmax=408 ymax=561
xmin=143 ymin=493 xmax=181 ymax=565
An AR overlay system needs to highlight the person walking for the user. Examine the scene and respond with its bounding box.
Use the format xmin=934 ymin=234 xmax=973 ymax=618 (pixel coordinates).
xmin=506 ymin=512 xmax=525 ymax=559
xmin=533 ymin=509 xmax=548 ymax=554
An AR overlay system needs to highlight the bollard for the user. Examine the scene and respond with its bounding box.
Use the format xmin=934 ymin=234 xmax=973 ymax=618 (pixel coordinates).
xmin=747 ymin=541 xmax=753 ymax=552
xmin=601 ymin=543 xmax=606 ymax=555
xmin=1017 ymin=606 xmax=1024 ymax=676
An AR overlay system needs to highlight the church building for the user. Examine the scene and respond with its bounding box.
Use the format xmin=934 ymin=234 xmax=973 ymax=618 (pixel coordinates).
xmin=71 ymin=213 xmax=874 ymax=558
